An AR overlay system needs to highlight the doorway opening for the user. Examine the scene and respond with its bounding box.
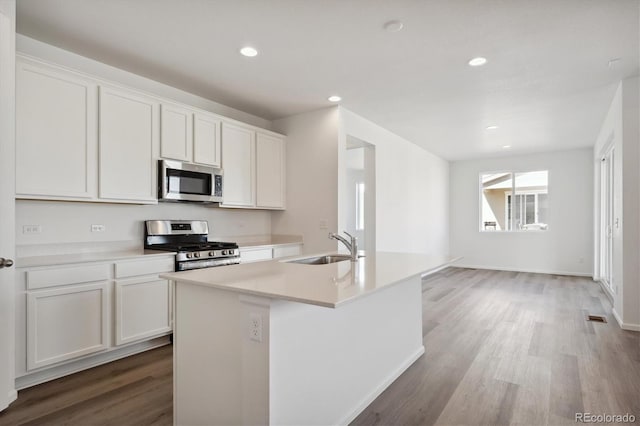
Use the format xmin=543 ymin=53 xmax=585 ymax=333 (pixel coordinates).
xmin=345 ymin=137 xmax=375 ymax=254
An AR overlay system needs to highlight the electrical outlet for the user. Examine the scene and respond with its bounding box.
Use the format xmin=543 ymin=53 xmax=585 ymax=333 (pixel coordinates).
xmin=319 ymin=219 xmax=328 ymax=230
xmin=249 ymin=312 xmax=263 ymax=342
xmin=91 ymin=224 xmax=106 ymax=233
xmin=22 ymin=225 xmax=42 ymax=234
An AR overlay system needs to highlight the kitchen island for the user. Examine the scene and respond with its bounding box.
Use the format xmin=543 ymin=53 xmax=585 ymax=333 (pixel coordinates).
xmin=162 ymin=252 xmax=457 ymax=425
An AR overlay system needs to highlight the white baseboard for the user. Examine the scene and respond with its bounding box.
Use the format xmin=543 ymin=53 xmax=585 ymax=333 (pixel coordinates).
xmin=612 ymin=309 xmax=640 ymax=332
xmin=15 ymin=335 xmax=171 ymax=390
xmin=454 ymin=263 xmax=593 ymax=277
xmin=597 ymin=280 xmax=615 ymax=304
xmin=339 ymin=345 xmax=425 ymax=425
xmin=1 ymin=389 xmax=17 ymax=411
xmin=420 ymin=257 xmax=463 ymax=278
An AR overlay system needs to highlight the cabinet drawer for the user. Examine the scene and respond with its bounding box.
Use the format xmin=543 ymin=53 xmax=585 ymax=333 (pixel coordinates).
xmin=115 ymin=257 xmax=175 ymax=278
xmin=240 ymin=248 xmax=273 ymax=263
xmin=27 ymin=264 xmax=110 ymax=290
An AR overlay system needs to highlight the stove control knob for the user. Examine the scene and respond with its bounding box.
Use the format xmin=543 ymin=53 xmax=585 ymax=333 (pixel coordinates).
xmin=194 ymin=252 xmax=200 ymax=258
xmin=224 ymin=250 xmax=230 ymax=255
xmin=209 ymin=251 xmax=215 ymax=257
xmin=186 ymin=253 xmax=193 ymax=259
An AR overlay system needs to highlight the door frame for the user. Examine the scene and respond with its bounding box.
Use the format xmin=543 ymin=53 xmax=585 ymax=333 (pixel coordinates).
xmin=599 ymin=143 xmax=615 ymax=291
xmin=0 ymin=0 xmax=17 ymax=412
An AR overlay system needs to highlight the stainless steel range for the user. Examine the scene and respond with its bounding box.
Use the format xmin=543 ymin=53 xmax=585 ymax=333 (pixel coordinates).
xmin=144 ymin=220 xmax=240 ymax=271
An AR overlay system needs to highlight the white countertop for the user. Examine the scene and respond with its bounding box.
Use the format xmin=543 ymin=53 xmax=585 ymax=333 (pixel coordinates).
xmin=15 ymin=235 xmax=303 ymax=268
xmin=161 ymin=252 xmax=459 ymax=308
xmin=16 ymin=249 xmax=175 ymax=268
xmin=223 ymin=234 xmax=303 ymax=249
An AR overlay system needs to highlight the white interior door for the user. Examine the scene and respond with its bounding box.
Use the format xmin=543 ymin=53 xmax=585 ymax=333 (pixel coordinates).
xmin=0 ymin=0 xmax=17 ymax=411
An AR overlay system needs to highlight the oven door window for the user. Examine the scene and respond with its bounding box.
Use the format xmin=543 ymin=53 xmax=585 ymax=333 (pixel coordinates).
xmin=167 ymin=168 xmax=212 ymax=196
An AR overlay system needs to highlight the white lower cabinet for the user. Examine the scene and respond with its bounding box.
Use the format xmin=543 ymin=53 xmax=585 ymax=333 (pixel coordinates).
xmin=240 ymin=244 xmax=302 ymax=263
xmin=240 ymin=247 xmax=273 ymax=263
xmin=273 ymin=245 xmax=302 ymax=259
xmin=27 ymin=281 xmax=109 ymax=370
xmin=17 ymin=255 xmax=175 ymax=385
xmin=114 ymin=277 xmax=171 ymax=345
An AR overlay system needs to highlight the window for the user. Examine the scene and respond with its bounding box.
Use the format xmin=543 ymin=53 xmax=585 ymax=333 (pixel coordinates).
xmin=355 ymin=182 xmax=365 ymax=231
xmin=480 ymin=170 xmax=548 ymax=231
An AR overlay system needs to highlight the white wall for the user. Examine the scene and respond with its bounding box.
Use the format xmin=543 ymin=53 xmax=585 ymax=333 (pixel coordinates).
xmin=338 ymin=108 xmax=450 ymax=256
xmin=450 ymin=149 xmax=594 ymax=276
xmin=16 ymin=200 xmax=271 ymax=252
xmin=271 ymin=107 xmax=340 ymax=253
xmin=594 ymin=77 xmax=640 ymax=329
xmin=271 ymin=107 xmax=449 ymax=257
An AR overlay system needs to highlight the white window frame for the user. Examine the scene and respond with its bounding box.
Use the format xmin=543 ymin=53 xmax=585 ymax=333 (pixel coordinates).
xmin=504 ymin=189 xmax=547 ymax=230
xmin=479 ymin=170 xmax=549 ymax=233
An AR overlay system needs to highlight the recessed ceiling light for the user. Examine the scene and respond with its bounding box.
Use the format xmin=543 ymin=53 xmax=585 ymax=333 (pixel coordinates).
xmin=384 ymin=20 xmax=404 ymax=33
xmin=486 ymin=125 xmax=499 ymax=130
xmin=239 ymin=46 xmax=258 ymax=57
xmin=328 ymin=95 xmax=342 ymax=102
xmin=468 ymin=57 xmax=487 ymax=67
xmin=502 ymin=145 xmax=511 ymax=149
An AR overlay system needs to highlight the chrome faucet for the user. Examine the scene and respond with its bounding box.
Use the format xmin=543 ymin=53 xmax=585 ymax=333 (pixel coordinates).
xmin=329 ymin=231 xmax=359 ymax=261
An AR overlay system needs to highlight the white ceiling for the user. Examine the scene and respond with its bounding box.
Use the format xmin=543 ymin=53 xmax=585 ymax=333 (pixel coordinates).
xmin=16 ymin=0 xmax=640 ymax=160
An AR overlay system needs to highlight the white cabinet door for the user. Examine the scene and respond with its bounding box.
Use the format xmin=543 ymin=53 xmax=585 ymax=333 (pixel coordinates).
xmin=221 ymin=122 xmax=255 ymax=207
xmin=239 ymin=248 xmax=273 ymax=263
xmin=272 ymin=245 xmax=301 ymax=259
xmin=256 ymin=132 xmax=285 ymax=209
xmin=193 ymin=112 xmax=221 ymax=167
xmin=99 ymin=86 xmax=159 ymax=202
xmin=161 ymin=102 xmax=193 ymax=161
xmin=27 ymin=282 xmax=109 ymax=370
xmin=16 ymin=59 xmax=97 ymax=199
xmin=114 ymin=277 xmax=171 ymax=346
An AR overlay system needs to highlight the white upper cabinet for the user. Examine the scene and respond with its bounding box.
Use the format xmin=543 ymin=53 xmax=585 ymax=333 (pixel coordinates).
xmin=14 ymin=55 xmax=284 ymax=207
xmin=220 ymin=124 xmax=286 ymax=210
xmin=256 ymin=132 xmax=285 ymax=209
xmin=161 ymin=106 xmax=221 ymax=167
xmin=160 ymin=102 xmax=193 ymax=162
xmin=16 ymin=59 xmax=97 ymax=199
xmin=99 ymin=86 xmax=159 ymax=202
xmin=193 ymin=112 xmax=221 ymax=167
xmin=221 ymin=122 xmax=255 ymax=207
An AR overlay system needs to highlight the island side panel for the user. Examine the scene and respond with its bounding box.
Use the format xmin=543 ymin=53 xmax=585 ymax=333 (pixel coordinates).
xmin=174 ymin=282 xmax=245 ymax=425
xmin=269 ymin=275 xmax=424 ymax=425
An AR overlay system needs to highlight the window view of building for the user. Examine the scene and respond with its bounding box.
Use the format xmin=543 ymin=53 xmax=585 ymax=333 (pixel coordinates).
xmin=480 ymin=171 xmax=548 ymax=231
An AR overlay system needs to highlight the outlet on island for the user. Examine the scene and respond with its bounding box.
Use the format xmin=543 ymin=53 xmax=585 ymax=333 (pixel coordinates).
xmin=249 ymin=312 xmax=263 ymax=342
xmin=91 ymin=224 xmax=106 ymax=233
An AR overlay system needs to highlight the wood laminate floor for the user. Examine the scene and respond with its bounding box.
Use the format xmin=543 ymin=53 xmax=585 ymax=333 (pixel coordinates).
xmin=1 ymin=268 xmax=638 ymax=426
xmin=353 ymin=268 xmax=640 ymax=426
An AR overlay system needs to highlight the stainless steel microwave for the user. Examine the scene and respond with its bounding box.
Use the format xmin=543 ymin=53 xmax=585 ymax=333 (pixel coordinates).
xmin=158 ymin=159 xmax=223 ymax=203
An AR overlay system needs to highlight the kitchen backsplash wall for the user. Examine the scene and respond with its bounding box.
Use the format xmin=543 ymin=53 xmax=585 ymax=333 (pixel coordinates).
xmin=16 ymin=200 xmax=271 ymax=247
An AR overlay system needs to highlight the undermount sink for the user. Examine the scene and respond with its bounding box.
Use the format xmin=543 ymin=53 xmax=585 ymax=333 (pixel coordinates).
xmin=285 ymin=254 xmax=353 ymax=265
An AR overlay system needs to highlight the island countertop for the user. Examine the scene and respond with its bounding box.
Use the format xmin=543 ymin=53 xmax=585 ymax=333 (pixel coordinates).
xmin=161 ymin=252 xmax=459 ymax=308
